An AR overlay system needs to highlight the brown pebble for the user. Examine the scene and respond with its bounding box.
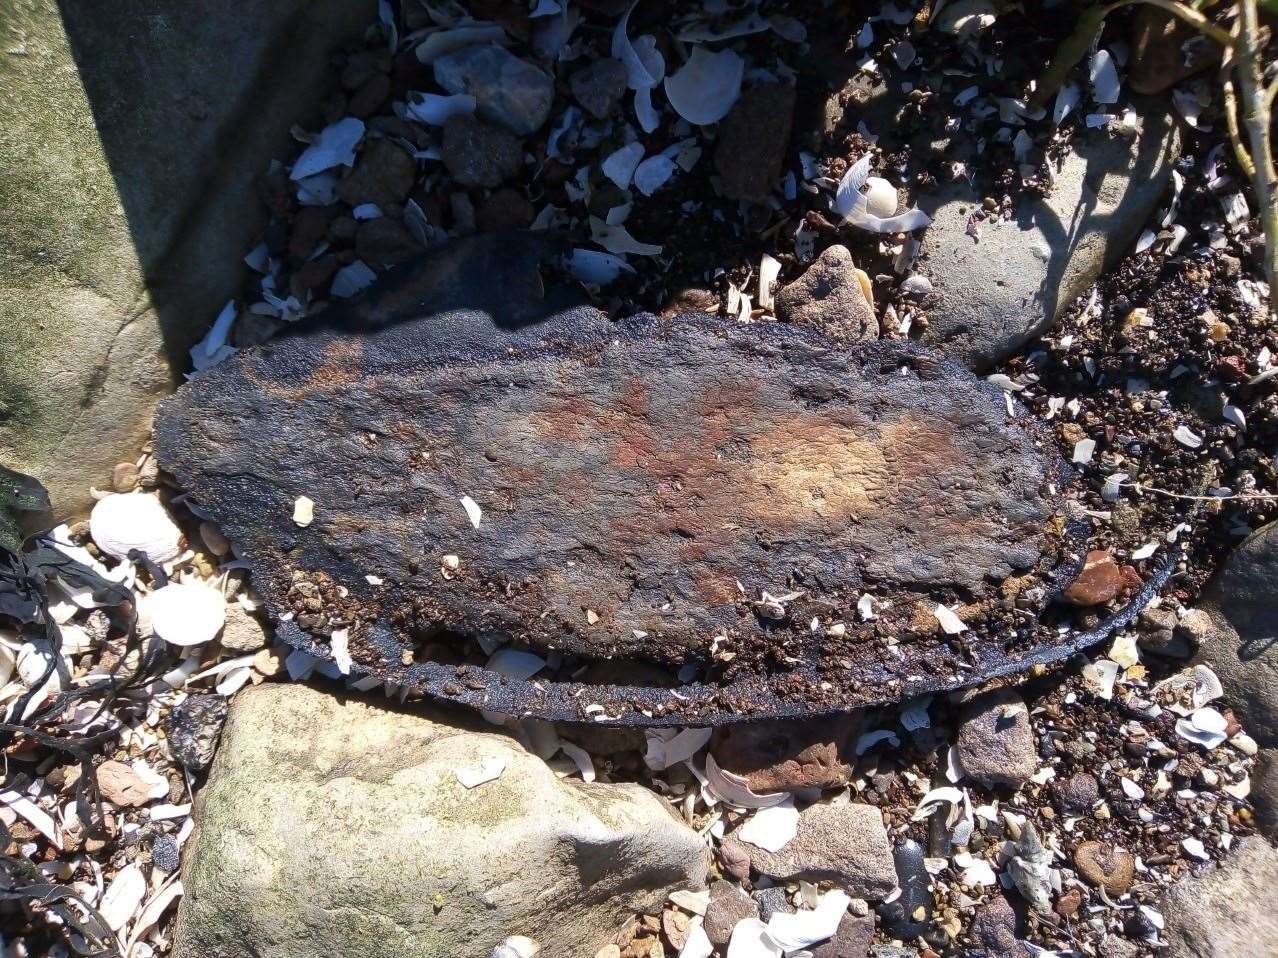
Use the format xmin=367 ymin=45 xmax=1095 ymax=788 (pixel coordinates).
xmin=1054 ymin=887 xmax=1082 ymax=918
xmin=96 ymin=760 xmax=157 ymax=808
xmin=661 ymin=908 xmax=690 ymax=951
xmin=1074 ymin=840 xmax=1135 ymax=895
xmin=111 ymin=462 xmax=140 ymax=493
xmin=1064 ymin=550 xmax=1123 ymax=606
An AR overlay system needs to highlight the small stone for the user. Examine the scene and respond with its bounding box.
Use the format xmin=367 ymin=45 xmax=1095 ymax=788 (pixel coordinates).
xmin=714 ymin=82 xmax=796 ymax=202
xmin=476 ymin=188 xmax=536 ymax=233
xmin=1136 ymin=607 xmax=1191 ymax=658
xmin=709 ymin=715 xmax=860 ymax=792
xmin=812 ymin=913 xmax=874 ymax=958
xmin=703 ymin=879 xmax=758 ymax=946
xmin=337 ymin=138 xmax=416 ymax=209
xmin=164 ymin=694 xmax=230 ymax=773
xmin=152 ymin=833 xmax=180 ymax=872
xmin=775 ymin=245 xmax=878 ymax=341
xmin=594 ymin=947 xmax=621 ymax=958
xmin=720 ymin=802 xmax=895 ymax=899
xmin=220 ymin=604 xmax=269 ymax=654
xmin=96 ymin=760 xmax=156 ymax=808
xmin=1073 ymin=841 xmax=1135 ymax=896
xmin=752 ymin=885 xmax=794 ymax=922
xmin=441 ymin=115 xmax=522 ymax=188
xmin=1098 ymin=934 xmax=1140 ymax=958
xmin=356 ymin=217 xmax=424 ymax=266
xmin=970 ymin=895 xmax=1026 ymax=958
xmin=1054 ymin=887 xmax=1082 ymax=918
xmin=348 ymin=73 xmax=391 ymax=118
xmin=111 ymin=462 xmax=140 ymax=493
xmin=955 ymin=688 xmax=1037 ymax=788
xmin=570 ymin=58 xmax=628 ymax=119
xmin=1054 ymin=771 xmax=1099 ymax=814
xmin=1063 ymin=550 xmax=1123 ymax=606
xmin=433 ymin=44 xmax=553 ymax=135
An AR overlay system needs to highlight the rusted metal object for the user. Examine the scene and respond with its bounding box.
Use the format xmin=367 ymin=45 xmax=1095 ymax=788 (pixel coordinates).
xmin=156 ymin=236 xmax=1155 ymax=724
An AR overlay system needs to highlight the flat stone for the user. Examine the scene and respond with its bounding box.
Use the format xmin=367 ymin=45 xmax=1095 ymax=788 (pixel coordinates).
xmin=218 ymin=604 xmax=268 ymax=653
xmin=570 ymin=58 xmax=628 ymax=119
xmin=1161 ymin=836 xmax=1278 ymax=957
xmin=703 ymin=879 xmax=758 ymax=946
xmin=1191 ymin=521 xmax=1278 ymax=748
xmin=337 ymin=138 xmax=417 ymax=208
xmin=775 ymin=245 xmax=878 ymax=341
xmin=1072 ymin=841 xmax=1135 ymax=896
xmin=154 ymin=236 xmax=1075 ymax=718
xmin=811 ymin=913 xmax=873 ymax=958
xmin=709 ymin=715 xmax=861 ymax=792
xmin=433 ymin=44 xmax=553 ymax=135
xmin=95 ymin=760 xmax=156 ymax=808
xmin=719 ymin=802 xmax=896 ymax=898
xmin=714 ymin=83 xmax=796 ymax=202
xmin=441 ymin=114 xmax=523 ymax=188
xmin=171 ymin=683 xmax=709 ymax=958
xmin=916 ymin=104 xmax=1179 ymax=370
xmin=0 ymin=0 xmax=375 ymax=518
xmin=752 ymin=886 xmax=793 ymax=922
xmin=1063 ymin=550 xmax=1123 ymax=607
xmin=955 ymin=689 xmax=1037 ymax=788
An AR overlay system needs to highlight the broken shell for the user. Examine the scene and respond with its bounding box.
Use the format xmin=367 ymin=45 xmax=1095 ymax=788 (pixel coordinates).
xmin=864 ymin=177 xmax=898 ymax=218
xmin=141 ymin=582 xmax=226 ymax=647
xmin=89 ymin=493 xmax=183 ymax=563
xmin=293 ymin=496 xmax=315 ymax=527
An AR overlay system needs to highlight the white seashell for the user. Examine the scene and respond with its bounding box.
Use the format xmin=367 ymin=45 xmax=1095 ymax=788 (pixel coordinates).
xmin=141 ymin=582 xmax=226 ymax=647
xmin=864 ymin=177 xmax=898 ymax=217
xmin=663 ymin=46 xmax=743 ymax=126
xmin=90 ymin=494 xmax=183 ymax=563
xmin=17 ymin=641 xmax=56 ymax=685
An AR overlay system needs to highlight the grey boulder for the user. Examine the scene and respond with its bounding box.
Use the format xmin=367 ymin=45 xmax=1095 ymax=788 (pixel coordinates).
xmin=955 ymin=688 xmax=1038 ymax=789
xmin=1161 ymin=836 xmax=1278 ymax=957
xmin=719 ymin=802 xmax=895 ymax=899
xmin=917 ymin=106 xmax=1179 ymax=369
xmin=172 ymin=684 xmax=709 ymax=958
xmin=433 ymin=44 xmax=554 ymax=135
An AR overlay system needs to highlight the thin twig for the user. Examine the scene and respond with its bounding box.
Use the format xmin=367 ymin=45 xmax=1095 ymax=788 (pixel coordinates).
xmin=1220 ymin=18 xmax=1256 ymax=177
xmin=1234 ymin=0 xmax=1278 ymax=316
xmin=1123 ymin=482 xmax=1278 ymax=501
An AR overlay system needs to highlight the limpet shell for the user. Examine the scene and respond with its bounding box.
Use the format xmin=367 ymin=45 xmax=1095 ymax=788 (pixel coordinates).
xmin=90 ymin=494 xmax=182 ymax=563
xmin=141 ymin=582 xmax=226 ymax=647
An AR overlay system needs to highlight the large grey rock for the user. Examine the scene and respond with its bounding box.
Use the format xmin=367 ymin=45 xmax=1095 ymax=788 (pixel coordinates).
xmin=719 ymin=802 xmax=896 ymax=899
xmin=1161 ymin=836 xmax=1278 ymax=957
xmin=955 ymin=688 xmax=1037 ymax=789
xmin=1192 ymin=521 xmax=1278 ymax=748
xmin=172 ymin=683 xmax=709 ymax=958
xmin=0 ymin=0 xmax=375 ymax=517
xmin=917 ymin=108 xmax=1179 ymax=370
xmin=433 ymin=44 xmax=554 ymax=136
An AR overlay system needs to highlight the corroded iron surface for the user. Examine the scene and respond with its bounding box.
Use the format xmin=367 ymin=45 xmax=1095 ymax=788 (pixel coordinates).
xmin=155 ymin=237 xmax=1144 ymax=723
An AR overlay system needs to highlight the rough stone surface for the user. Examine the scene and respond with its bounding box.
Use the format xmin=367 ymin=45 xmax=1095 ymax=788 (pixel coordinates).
xmin=337 ymin=138 xmax=417 ymax=208
xmin=433 ymin=44 xmax=553 ymax=135
xmin=1161 ymin=836 xmax=1278 ymax=958
xmin=1053 ymin=771 xmax=1099 ymax=815
xmin=970 ymin=895 xmax=1026 ymax=958
xmin=218 ymin=604 xmax=269 ymax=654
xmin=719 ymin=802 xmax=895 ymax=898
xmin=0 ymin=0 xmax=375 ymax=517
xmin=1063 ymin=550 xmax=1123 ymax=606
xmin=95 ymin=760 xmax=155 ymax=808
xmin=752 ymin=886 xmax=793 ymax=922
xmin=955 ymin=689 xmax=1037 ymax=788
xmin=154 ymin=236 xmax=1074 ymax=718
xmin=356 ymin=217 xmax=424 ymax=266
xmin=916 ymin=105 xmax=1179 ymax=370
xmin=171 ymin=683 xmax=709 ymax=958
xmin=811 ymin=913 xmax=873 ymax=958
xmin=164 ymin=694 xmax=229 ymax=773
xmin=703 ymin=879 xmax=758 ymax=946
xmin=570 ymin=58 xmax=628 ymax=119
xmin=441 ymin=114 xmax=523 ymax=188
xmin=714 ymin=83 xmax=797 ymax=202
xmin=1072 ymin=841 xmax=1135 ymax=896
xmin=1254 ymin=748 xmax=1278 ymax=841
xmin=709 ymin=716 xmax=861 ymax=792
xmin=775 ymin=245 xmax=878 ymax=341
xmin=1192 ymin=521 xmax=1278 ymax=748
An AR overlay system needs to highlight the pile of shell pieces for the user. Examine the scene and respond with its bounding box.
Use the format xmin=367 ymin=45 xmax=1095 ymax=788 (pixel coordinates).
xmin=0 ymin=449 xmax=1257 ymax=957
